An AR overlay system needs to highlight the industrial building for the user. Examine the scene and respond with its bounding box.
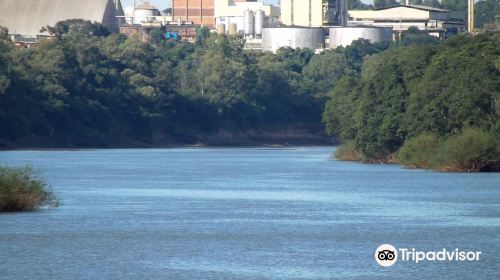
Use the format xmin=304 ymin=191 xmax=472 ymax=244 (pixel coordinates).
xmin=0 ymin=0 xmax=124 ymax=38
xmin=214 ymin=0 xmax=279 ymax=36
xmin=280 ymin=0 xmax=348 ymax=27
xmin=172 ymin=0 xmax=215 ymax=27
xmin=119 ymin=1 xmax=201 ymax=41
xmin=348 ymin=4 xmax=466 ymax=38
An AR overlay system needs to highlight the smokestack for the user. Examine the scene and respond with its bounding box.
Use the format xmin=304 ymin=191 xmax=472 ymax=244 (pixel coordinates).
xmin=468 ymin=0 xmax=474 ymax=33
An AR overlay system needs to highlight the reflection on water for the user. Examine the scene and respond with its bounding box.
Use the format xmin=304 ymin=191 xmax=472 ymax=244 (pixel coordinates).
xmin=0 ymin=147 xmax=499 ymax=279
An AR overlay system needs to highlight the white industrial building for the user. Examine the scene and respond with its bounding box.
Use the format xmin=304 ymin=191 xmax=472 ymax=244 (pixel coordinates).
xmin=280 ymin=0 xmax=348 ymax=27
xmin=0 ymin=0 xmax=124 ymax=37
xmin=348 ymin=4 xmax=466 ymax=38
xmin=214 ymin=0 xmax=280 ymax=35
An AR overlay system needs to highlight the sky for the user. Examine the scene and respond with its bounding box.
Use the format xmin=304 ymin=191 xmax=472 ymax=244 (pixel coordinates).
xmin=121 ymin=0 xmax=374 ymax=11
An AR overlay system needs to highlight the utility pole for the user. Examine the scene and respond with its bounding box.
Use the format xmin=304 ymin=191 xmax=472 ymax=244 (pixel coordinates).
xmin=468 ymin=0 xmax=474 ymax=33
xmin=133 ymin=0 xmax=136 ymax=20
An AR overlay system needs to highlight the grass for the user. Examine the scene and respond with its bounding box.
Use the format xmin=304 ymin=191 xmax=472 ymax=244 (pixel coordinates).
xmin=334 ymin=141 xmax=364 ymax=161
xmin=399 ymin=128 xmax=499 ymax=172
xmin=0 ymin=166 xmax=59 ymax=212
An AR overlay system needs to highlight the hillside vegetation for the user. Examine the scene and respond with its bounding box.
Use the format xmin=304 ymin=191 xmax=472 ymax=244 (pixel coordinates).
xmin=0 ymin=21 xmax=390 ymax=147
xmin=323 ymin=30 xmax=499 ymax=171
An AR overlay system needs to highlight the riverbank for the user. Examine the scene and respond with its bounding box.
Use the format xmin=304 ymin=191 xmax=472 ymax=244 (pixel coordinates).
xmin=333 ymin=138 xmax=500 ymax=172
xmin=0 ymin=126 xmax=337 ymax=150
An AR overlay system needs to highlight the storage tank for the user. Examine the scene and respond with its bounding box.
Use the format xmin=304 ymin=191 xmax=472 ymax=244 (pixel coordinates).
xmin=244 ymin=10 xmax=254 ymax=36
xmin=134 ymin=8 xmax=157 ymax=23
xmin=217 ymin=23 xmax=226 ymax=34
xmin=262 ymin=27 xmax=325 ymax=53
xmin=228 ymin=23 xmax=237 ymax=35
xmin=254 ymin=10 xmax=265 ymax=37
xmin=329 ymin=26 xmax=393 ymax=49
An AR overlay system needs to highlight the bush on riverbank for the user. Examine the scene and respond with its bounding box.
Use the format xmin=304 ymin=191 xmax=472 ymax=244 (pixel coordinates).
xmin=0 ymin=166 xmax=59 ymax=211
xmin=398 ymin=133 xmax=442 ymax=169
xmin=334 ymin=140 xmax=364 ymax=161
xmin=398 ymin=128 xmax=499 ymax=172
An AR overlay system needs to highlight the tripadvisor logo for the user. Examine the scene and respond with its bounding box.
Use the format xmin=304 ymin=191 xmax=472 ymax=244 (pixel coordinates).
xmin=375 ymin=244 xmax=398 ymax=267
xmin=375 ymin=244 xmax=482 ymax=267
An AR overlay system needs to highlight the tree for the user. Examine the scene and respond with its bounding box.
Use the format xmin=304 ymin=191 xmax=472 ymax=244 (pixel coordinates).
xmin=348 ymin=0 xmax=373 ymax=10
xmin=374 ymin=0 xmax=397 ymax=9
xmin=41 ymin=19 xmax=110 ymax=39
xmin=323 ymin=76 xmax=361 ymax=140
xmin=195 ymin=26 xmax=210 ymax=48
xmin=400 ymin=26 xmax=440 ymax=45
xmin=404 ymin=32 xmax=499 ymax=137
xmin=409 ymin=0 xmax=423 ymax=5
xmin=148 ymin=29 xmax=164 ymax=47
xmin=441 ymin=0 xmax=467 ymax=13
xmin=422 ymin=0 xmax=441 ymax=8
xmin=0 ymin=27 xmax=12 ymax=95
xmin=475 ymin=0 xmax=498 ymax=28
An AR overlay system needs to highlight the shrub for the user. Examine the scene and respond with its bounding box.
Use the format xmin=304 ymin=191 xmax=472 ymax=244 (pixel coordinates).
xmin=334 ymin=141 xmax=364 ymax=161
xmin=432 ymin=128 xmax=499 ymax=172
xmin=399 ymin=132 xmax=442 ymax=168
xmin=0 ymin=166 xmax=59 ymax=211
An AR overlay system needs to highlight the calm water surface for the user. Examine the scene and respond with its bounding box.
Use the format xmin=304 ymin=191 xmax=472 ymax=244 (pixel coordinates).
xmin=0 ymin=147 xmax=499 ymax=279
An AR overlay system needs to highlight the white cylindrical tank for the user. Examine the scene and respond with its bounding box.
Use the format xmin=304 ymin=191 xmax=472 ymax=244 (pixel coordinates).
xmin=124 ymin=7 xmax=134 ymax=24
xmin=228 ymin=23 xmax=237 ymax=35
xmin=217 ymin=23 xmax=226 ymax=34
xmin=329 ymin=26 xmax=393 ymax=48
xmin=254 ymin=10 xmax=265 ymax=37
xmin=134 ymin=8 xmax=157 ymax=24
xmin=244 ymin=10 xmax=254 ymax=36
xmin=262 ymin=27 xmax=325 ymax=53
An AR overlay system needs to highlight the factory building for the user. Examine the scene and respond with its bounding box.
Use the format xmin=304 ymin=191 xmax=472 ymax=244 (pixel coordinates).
xmin=348 ymin=4 xmax=466 ymax=38
xmin=0 ymin=0 xmax=124 ymax=38
xmin=280 ymin=0 xmax=348 ymax=27
xmin=172 ymin=0 xmax=215 ymax=27
xmin=119 ymin=1 xmax=200 ymax=41
xmin=214 ymin=0 xmax=279 ymax=36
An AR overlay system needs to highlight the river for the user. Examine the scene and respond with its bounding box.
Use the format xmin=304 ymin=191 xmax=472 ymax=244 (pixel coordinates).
xmin=0 ymin=147 xmax=499 ymax=279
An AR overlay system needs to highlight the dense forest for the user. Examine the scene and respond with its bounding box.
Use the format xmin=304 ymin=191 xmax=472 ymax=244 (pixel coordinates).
xmin=323 ymin=29 xmax=499 ymax=171
xmin=0 ymin=20 xmax=363 ymax=147
xmin=0 ymin=19 xmax=499 ymax=170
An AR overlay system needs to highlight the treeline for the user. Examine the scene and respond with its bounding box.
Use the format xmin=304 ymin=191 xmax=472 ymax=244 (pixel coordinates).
xmin=1 ymin=19 xmax=498 ymax=171
xmin=323 ymin=31 xmax=500 ymax=171
xmin=0 ymin=20 xmax=391 ymax=147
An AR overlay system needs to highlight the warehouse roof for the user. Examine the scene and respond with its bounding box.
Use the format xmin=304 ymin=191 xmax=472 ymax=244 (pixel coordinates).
xmin=376 ymin=4 xmax=451 ymax=13
xmin=0 ymin=0 xmax=124 ymax=37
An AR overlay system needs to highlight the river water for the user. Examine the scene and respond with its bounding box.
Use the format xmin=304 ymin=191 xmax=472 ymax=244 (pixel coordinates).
xmin=0 ymin=147 xmax=499 ymax=279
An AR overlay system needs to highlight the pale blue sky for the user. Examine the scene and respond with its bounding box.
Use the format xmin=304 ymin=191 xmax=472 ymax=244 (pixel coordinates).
xmin=121 ymin=0 xmax=374 ymax=11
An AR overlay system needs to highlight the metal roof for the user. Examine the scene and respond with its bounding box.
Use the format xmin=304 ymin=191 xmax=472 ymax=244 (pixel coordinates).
xmin=0 ymin=0 xmax=124 ymax=36
xmin=376 ymin=4 xmax=451 ymax=13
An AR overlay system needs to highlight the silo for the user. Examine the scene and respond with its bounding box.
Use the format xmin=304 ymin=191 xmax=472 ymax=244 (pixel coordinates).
xmin=262 ymin=27 xmax=325 ymax=53
xmin=228 ymin=23 xmax=237 ymax=35
xmin=254 ymin=10 xmax=265 ymax=37
xmin=243 ymin=10 xmax=254 ymax=36
xmin=134 ymin=7 xmax=157 ymax=24
xmin=328 ymin=26 xmax=393 ymax=49
xmin=217 ymin=23 xmax=226 ymax=34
